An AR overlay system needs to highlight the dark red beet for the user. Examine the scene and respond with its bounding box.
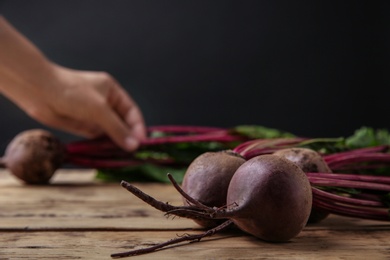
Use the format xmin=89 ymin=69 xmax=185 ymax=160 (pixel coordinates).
xmin=1 ymin=129 xmax=65 ymax=184
xmin=273 ymin=148 xmax=331 ymax=223
xmin=219 ymin=154 xmax=312 ymax=242
xmin=273 ymin=148 xmax=331 ymax=173
xmin=181 ymin=150 xmax=246 ymax=227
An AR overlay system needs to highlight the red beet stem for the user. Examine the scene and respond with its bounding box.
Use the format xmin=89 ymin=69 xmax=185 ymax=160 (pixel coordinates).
xmin=141 ymin=132 xmax=243 ymax=146
xmin=66 ymin=156 xmax=179 ymax=168
xmin=233 ymin=138 xmax=307 ymax=159
xmin=312 ymin=196 xmax=390 ymax=221
xmin=66 ymin=148 xmax=130 ymax=158
xmin=325 ymin=153 xmax=390 ymax=169
xmin=308 ymin=176 xmax=390 ymax=192
xmin=66 ymin=137 xmax=118 ymax=155
xmin=312 ymin=187 xmax=385 ymax=207
xmin=324 ymin=153 xmax=390 ymax=164
xmin=120 ymin=180 xmax=216 ymax=220
xmin=167 ymin=173 xmax=211 ymax=210
xmin=306 ymin=172 xmax=390 ymax=185
xmin=147 ymin=125 xmax=226 ymax=134
xmin=332 ymin=164 xmax=390 ymax=171
xmin=66 ymin=131 xmax=242 ymax=156
xmin=66 ymin=157 xmax=144 ymax=168
xmin=324 ymin=145 xmax=389 ymax=161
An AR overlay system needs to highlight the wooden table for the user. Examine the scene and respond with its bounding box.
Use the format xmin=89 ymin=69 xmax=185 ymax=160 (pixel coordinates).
xmin=1 ymin=169 xmax=390 ymax=260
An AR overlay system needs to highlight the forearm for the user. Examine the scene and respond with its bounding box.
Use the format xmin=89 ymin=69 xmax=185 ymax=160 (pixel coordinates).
xmin=0 ymin=16 xmax=55 ymax=106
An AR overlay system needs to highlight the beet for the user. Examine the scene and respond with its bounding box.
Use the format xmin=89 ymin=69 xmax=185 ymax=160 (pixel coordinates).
xmin=273 ymin=148 xmax=331 ymax=173
xmin=1 ymin=129 xmax=65 ymax=184
xmin=213 ymin=154 xmax=312 ymax=242
xmin=273 ymin=148 xmax=331 ymax=223
xmin=181 ymin=150 xmax=246 ymax=227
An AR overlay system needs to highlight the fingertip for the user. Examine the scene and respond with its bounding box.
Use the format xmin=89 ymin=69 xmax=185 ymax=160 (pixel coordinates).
xmin=124 ymin=136 xmax=140 ymax=151
xmin=124 ymin=106 xmax=147 ymax=139
xmin=132 ymin=123 xmax=147 ymax=141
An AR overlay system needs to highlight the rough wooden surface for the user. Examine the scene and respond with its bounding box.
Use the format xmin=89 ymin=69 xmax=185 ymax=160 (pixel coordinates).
xmin=1 ymin=169 xmax=390 ymax=259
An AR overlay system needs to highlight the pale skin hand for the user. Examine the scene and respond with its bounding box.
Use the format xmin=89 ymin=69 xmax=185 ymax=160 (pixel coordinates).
xmin=0 ymin=16 xmax=146 ymax=151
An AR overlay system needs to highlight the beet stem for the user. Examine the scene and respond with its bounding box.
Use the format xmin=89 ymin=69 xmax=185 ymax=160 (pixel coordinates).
xmin=141 ymin=132 xmax=242 ymax=146
xmin=67 ymin=158 xmax=143 ymax=168
xmin=234 ymin=138 xmax=307 ymax=159
xmin=324 ymin=145 xmax=389 ymax=161
xmin=66 ymin=131 xmax=242 ymax=156
xmin=311 ymin=187 xmax=385 ymax=207
xmin=331 ymin=164 xmax=390 ymax=171
xmin=66 ymin=156 xmax=178 ymax=169
xmin=312 ymin=196 xmax=390 ymax=221
xmin=147 ymin=125 xmax=226 ymax=134
xmin=167 ymin=173 xmax=212 ymax=211
xmin=306 ymin=172 xmax=390 ymax=185
xmin=166 ymin=205 xmax=234 ymax=220
xmin=120 ymin=180 xmax=215 ymax=220
xmin=120 ymin=180 xmax=178 ymax=212
xmin=110 ymin=220 xmax=234 ymax=258
xmin=326 ymin=153 xmax=390 ymax=169
xmin=308 ymin=176 xmax=390 ymax=192
xmin=66 ymin=137 xmax=118 ymax=154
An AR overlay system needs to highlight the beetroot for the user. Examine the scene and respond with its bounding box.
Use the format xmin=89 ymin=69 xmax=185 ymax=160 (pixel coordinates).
xmin=273 ymin=148 xmax=331 ymax=173
xmin=181 ymin=150 xmax=246 ymax=227
xmin=273 ymin=148 xmax=331 ymax=223
xmin=214 ymin=154 xmax=312 ymax=242
xmin=1 ymin=129 xmax=65 ymax=184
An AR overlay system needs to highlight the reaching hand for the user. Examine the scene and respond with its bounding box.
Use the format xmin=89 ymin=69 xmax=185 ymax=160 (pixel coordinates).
xmin=0 ymin=15 xmax=146 ymax=151
xmin=24 ymin=66 xmax=146 ymax=151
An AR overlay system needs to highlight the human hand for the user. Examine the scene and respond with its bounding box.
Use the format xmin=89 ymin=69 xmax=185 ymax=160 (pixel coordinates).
xmin=0 ymin=15 xmax=146 ymax=151
xmin=0 ymin=16 xmax=146 ymax=151
xmin=21 ymin=65 xmax=147 ymax=151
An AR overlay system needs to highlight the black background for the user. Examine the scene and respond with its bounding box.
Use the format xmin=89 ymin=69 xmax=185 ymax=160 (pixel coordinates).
xmin=1 ymin=0 xmax=389 ymax=153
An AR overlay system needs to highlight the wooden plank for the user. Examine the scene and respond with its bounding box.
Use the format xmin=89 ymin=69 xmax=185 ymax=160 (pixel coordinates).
xmin=0 ymin=169 xmax=198 ymax=230
xmin=1 ymin=228 xmax=390 ymax=260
